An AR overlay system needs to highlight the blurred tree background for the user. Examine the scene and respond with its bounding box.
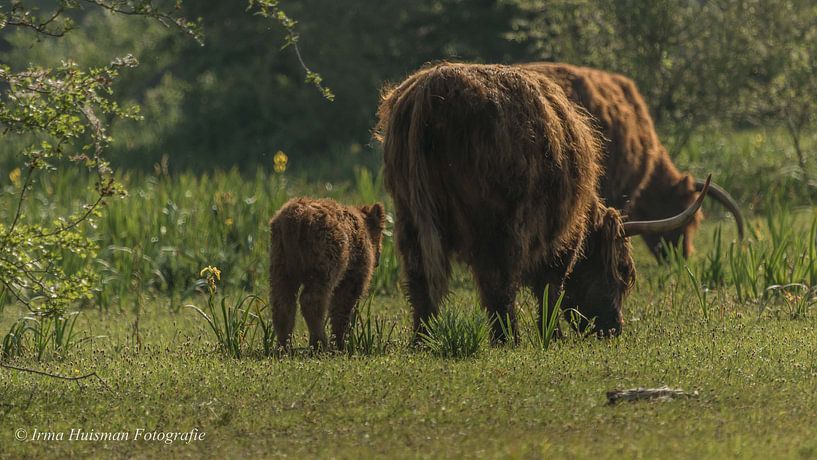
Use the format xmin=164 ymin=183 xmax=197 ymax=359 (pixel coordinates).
xmin=2 ymin=0 xmax=816 ymax=179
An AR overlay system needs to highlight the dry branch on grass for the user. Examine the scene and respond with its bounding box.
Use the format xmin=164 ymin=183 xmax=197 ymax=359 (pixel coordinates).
xmin=0 ymin=362 xmax=112 ymax=392
xmin=607 ymin=386 xmax=699 ymax=404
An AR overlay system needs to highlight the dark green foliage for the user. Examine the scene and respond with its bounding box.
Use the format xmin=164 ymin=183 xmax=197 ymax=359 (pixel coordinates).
xmin=510 ymin=1 xmax=817 ymax=157
xmin=2 ymin=1 xmax=529 ymax=175
xmin=4 ymin=1 xmax=815 ymax=179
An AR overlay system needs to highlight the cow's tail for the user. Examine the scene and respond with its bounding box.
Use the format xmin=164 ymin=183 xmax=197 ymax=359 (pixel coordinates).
xmin=412 ymin=175 xmax=448 ymax=306
xmin=380 ymin=71 xmax=450 ymax=305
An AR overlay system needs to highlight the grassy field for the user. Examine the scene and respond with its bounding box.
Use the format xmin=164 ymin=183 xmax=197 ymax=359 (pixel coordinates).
xmin=2 ymin=129 xmax=817 ymax=458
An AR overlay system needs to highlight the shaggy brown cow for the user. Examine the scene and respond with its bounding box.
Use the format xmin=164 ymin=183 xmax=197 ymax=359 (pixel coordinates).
xmin=269 ymin=198 xmax=385 ymax=350
xmin=376 ymin=63 xmax=708 ymax=342
xmin=519 ymin=62 xmax=743 ymax=259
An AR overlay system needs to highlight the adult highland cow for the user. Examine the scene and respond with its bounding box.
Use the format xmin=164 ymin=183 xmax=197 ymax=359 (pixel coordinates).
xmin=520 ymin=62 xmax=743 ymax=259
xmin=376 ymin=63 xmax=709 ymax=342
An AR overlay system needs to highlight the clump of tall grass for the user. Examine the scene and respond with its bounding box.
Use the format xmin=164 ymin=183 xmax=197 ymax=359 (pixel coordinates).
xmin=652 ymin=240 xmax=688 ymax=289
xmin=729 ymin=240 xmax=762 ymax=303
xmin=345 ymin=296 xmax=397 ymax=356
xmin=726 ymin=206 xmax=817 ymax=309
xmin=186 ymin=266 xmax=271 ymax=358
xmin=765 ymin=284 xmax=817 ymax=319
xmin=1 ymin=310 xmax=92 ymax=360
xmin=699 ymin=226 xmax=727 ymax=287
xmin=248 ymin=301 xmax=277 ymax=357
xmin=519 ymin=286 xmax=565 ymax=350
xmin=418 ymin=307 xmax=489 ymax=359
xmin=685 ymin=267 xmax=712 ymax=320
xmin=1 ymin=319 xmax=28 ymax=359
xmin=516 ymin=286 xmax=597 ymax=348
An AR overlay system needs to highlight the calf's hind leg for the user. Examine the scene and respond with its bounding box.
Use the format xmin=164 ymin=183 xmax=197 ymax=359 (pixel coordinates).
xmin=271 ymin=274 xmax=299 ymax=350
xmin=329 ymin=273 xmax=366 ymax=350
xmin=300 ymin=275 xmax=334 ymax=351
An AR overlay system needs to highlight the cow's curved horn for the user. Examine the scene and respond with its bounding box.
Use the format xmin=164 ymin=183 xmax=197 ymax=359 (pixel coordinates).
xmin=622 ymin=175 xmax=711 ymax=238
xmin=695 ymin=178 xmax=744 ymax=240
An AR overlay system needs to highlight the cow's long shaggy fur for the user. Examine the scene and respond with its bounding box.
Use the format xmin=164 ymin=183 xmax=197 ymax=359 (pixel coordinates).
xmin=269 ymin=198 xmax=385 ymax=350
xmin=376 ymin=63 xmax=635 ymax=341
xmin=520 ymin=62 xmax=703 ymax=258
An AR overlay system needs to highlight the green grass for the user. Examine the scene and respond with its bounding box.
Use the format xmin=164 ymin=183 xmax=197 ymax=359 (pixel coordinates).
xmin=2 ymin=280 xmax=817 ymax=458
xmin=345 ymin=296 xmax=398 ymax=356
xmin=3 ymin=129 xmax=817 ymax=458
xmin=3 ymin=213 xmax=817 ymax=458
xmin=418 ymin=306 xmax=490 ymax=358
xmin=0 ymin=166 xmax=401 ymax=317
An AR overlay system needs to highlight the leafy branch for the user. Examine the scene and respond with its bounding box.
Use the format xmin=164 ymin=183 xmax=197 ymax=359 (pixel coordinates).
xmin=0 ymin=57 xmax=146 ymax=316
xmin=0 ymin=0 xmax=202 ymax=43
xmin=249 ymin=0 xmax=334 ymax=101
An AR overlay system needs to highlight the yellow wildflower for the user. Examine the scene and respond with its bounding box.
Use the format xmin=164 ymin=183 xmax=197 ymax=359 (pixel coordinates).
xmin=273 ymin=150 xmax=288 ymax=173
xmin=200 ymin=265 xmax=221 ymax=280
xmin=200 ymin=265 xmax=221 ymax=293
xmin=9 ymin=168 xmax=21 ymax=186
xmin=225 ymin=217 xmax=234 ymax=226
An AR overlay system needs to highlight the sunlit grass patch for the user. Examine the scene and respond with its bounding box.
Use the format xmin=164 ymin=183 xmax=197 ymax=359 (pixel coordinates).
xmin=419 ymin=306 xmax=490 ymax=359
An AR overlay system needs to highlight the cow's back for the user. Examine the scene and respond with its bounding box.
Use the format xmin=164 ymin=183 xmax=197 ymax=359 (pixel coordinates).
xmin=378 ymin=63 xmax=603 ymax=270
xmin=519 ymin=62 xmax=664 ymax=211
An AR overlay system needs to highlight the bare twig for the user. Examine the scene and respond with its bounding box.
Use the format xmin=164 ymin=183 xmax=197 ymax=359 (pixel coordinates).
xmin=784 ymin=115 xmax=809 ymax=184
xmin=0 ymin=362 xmax=112 ymax=392
xmin=36 ymin=195 xmax=106 ymax=238
xmin=0 ymin=279 xmax=33 ymax=311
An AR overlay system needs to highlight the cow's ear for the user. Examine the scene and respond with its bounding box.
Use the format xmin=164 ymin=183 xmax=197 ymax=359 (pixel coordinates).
xmin=676 ymin=174 xmax=695 ymax=193
xmin=362 ymin=203 xmax=386 ymax=229
xmin=600 ymin=208 xmax=636 ymax=293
